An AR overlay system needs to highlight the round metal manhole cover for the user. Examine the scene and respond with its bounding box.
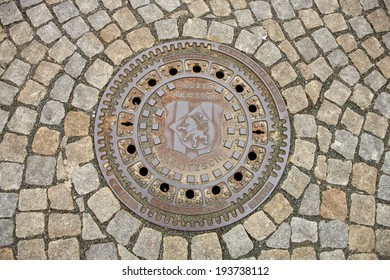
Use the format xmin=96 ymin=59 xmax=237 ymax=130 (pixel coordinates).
xmin=95 ymin=40 xmax=291 ymax=231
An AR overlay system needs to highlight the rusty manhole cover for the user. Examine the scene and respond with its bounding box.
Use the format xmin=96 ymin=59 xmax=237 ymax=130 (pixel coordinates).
xmin=94 ymin=40 xmax=290 ymax=231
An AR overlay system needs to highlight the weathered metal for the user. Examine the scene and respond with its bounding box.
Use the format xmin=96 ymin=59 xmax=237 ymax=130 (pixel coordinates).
xmin=94 ymin=40 xmax=290 ymax=231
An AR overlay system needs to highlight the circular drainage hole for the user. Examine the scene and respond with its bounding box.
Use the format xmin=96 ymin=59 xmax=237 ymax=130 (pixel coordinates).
xmin=185 ymin=189 xmax=195 ymax=199
xmin=139 ymin=167 xmax=149 ymax=176
xmin=160 ymin=183 xmax=170 ymax=192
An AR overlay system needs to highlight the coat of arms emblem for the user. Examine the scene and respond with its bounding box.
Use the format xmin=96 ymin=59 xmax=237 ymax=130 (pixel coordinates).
xmin=165 ymin=101 xmax=223 ymax=160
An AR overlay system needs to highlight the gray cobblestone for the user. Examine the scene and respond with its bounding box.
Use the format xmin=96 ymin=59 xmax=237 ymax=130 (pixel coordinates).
xmin=291 ymin=0 xmax=313 ymax=10
xmin=133 ymin=227 xmax=162 ymax=260
xmin=376 ymin=229 xmax=390 ymax=257
xmin=26 ymin=4 xmax=53 ymax=27
xmin=25 ymin=155 xmax=56 ymax=186
xmin=312 ymin=28 xmax=338 ymax=53
xmin=293 ymin=114 xmax=317 ymax=138
xmin=0 ymin=109 xmax=9 ymax=135
xmin=378 ymin=175 xmax=390 ymax=201
xmin=0 ymin=193 xmax=18 ymax=218
xmin=50 ymin=74 xmax=75 ymax=103
xmin=9 ymin=22 xmax=33 ymax=45
xmin=255 ymin=41 xmax=281 ymax=66
xmin=295 ymin=37 xmax=318 ymax=62
xmin=327 ymin=49 xmax=349 ymax=68
xmin=309 ymin=57 xmax=333 ymax=82
xmin=40 ymin=100 xmax=65 ymax=125
xmin=16 ymin=212 xmax=45 ymax=238
xmin=85 ymin=59 xmax=113 ymax=89
xmin=0 ymin=82 xmax=18 ymax=106
xmin=210 ymin=0 xmax=231 ymax=16
xmin=49 ymin=36 xmax=76 ymax=64
xmin=314 ymin=0 xmax=339 ymax=14
xmin=17 ymin=239 xmax=46 ymax=260
xmin=18 ymin=188 xmax=47 ymax=211
xmin=331 ymin=130 xmax=358 ymax=159
xmin=102 ymin=0 xmax=122 ymax=11
xmin=283 ymin=19 xmax=305 ymax=39
xmin=82 ymin=213 xmax=105 ymax=240
xmin=320 ymin=250 xmax=345 ymax=260
xmin=88 ymin=10 xmax=111 ymax=31
xmin=72 ymin=163 xmax=99 ymax=195
xmin=266 ymin=222 xmax=291 ymax=249
xmin=48 ymin=238 xmax=80 ymax=260
xmin=107 ymin=210 xmax=141 ymax=245
xmin=138 ymin=4 xmax=164 ymax=24
xmin=0 ymin=133 xmax=28 ymax=163
xmin=364 ymin=70 xmax=387 ymax=92
xmin=191 ymin=232 xmax=222 ymax=259
xmin=65 ymin=52 xmax=87 ymax=78
xmin=72 ymin=84 xmax=99 ymax=111
xmin=382 ymin=153 xmax=390 ymax=175
xmin=86 ymin=243 xmax=118 ymax=260
xmin=377 ymin=203 xmax=390 ymax=227
xmin=155 ymin=19 xmax=179 ymax=40
xmin=0 ymin=162 xmax=23 ymax=191
xmin=87 ymin=187 xmax=120 ymax=223
xmin=222 ymin=224 xmax=253 ymax=258
xmin=130 ymin=0 xmax=150 ymax=9
xmin=234 ymin=9 xmax=254 ymax=27
xmin=0 ymin=40 xmax=17 ymax=65
xmin=156 ymin=0 xmax=180 ymax=12
xmin=183 ymin=18 xmax=207 ymax=38
xmin=75 ymin=0 xmax=99 ymax=14
xmin=77 ymin=33 xmax=104 ymax=57
xmin=37 ymin=22 xmax=61 ymax=44
xmin=53 ymin=1 xmax=79 ymax=23
xmin=234 ymin=30 xmax=261 ymax=54
xmin=0 ymin=2 xmax=23 ymax=26
xmin=271 ymin=0 xmax=295 ymax=20
xmin=291 ymin=217 xmax=317 ymax=243
xmin=291 ymin=139 xmax=316 ymax=170
xmin=349 ymin=16 xmax=373 ymax=38
xmin=359 ymin=0 xmax=379 ymax=10
xmin=281 ymin=166 xmax=310 ymax=199
xmin=326 ymin=158 xmax=352 ymax=185
xmin=299 ymin=184 xmax=320 ymax=216
xmin=317 ymin=100 xmax=341 ymax=126
xmin=250 ymin=1 xmax=272 ymax=21
xmin=319 ymin=220 xmax=348 ymax=248
xmin=63 ymin=17 xmax=90 ymax=39
xmin=359 ymin=133 xmax=384 ymax=163
xmin=0 ymin=219 xmax=13 ymax=246
xmin=2 ymin=59 xmax=31 ymax=86
xmin=7 ymin=107 xmax=37 ymax=135
xmin=207 ymin=21 xmax=234 ymax=44
xmin=339 ymin=65 xmax=360 ymax=86
xmin=118 ymin=244 xmax=139 ymax=260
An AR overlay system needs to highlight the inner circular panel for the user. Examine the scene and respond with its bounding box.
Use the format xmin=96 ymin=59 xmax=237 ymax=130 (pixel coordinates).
xmin=94 ymin=40 xmax=291 ymax=231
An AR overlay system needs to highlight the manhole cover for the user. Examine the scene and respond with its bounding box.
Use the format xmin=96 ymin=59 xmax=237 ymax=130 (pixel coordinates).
xmin=95 ymin=40 xmax=290 ymax=231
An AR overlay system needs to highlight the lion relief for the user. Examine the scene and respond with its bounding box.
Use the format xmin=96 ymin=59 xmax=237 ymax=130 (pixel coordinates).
xmin=176 ymin=112 xmax=209 ymax=148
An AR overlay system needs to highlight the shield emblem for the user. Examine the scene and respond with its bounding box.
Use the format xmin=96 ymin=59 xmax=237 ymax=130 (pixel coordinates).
xmin=165 ymin=101 xmax=223 ymax=160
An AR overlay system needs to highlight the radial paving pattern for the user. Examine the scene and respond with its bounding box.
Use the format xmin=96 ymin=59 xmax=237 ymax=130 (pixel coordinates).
xmin=0 ymin=0 xmax=389 ymax=260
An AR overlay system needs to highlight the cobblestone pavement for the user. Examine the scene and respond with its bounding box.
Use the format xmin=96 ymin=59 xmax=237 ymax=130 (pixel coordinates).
xmin=0 ymin=0 xmax=389 ymax=260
